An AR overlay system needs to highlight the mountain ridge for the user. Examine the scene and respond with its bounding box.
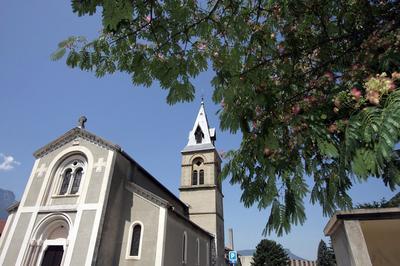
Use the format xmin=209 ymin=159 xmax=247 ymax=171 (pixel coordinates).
xmin=0 ymin=188 xmax=16 ymax=219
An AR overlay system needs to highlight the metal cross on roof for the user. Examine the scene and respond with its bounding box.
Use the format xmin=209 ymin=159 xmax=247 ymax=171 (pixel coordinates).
xmin=78 ymin=116 xmax=87 ymax=129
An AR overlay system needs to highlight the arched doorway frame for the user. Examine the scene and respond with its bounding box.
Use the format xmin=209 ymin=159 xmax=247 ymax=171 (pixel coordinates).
xmin=23 ymin=213 xmax=71 ymax=266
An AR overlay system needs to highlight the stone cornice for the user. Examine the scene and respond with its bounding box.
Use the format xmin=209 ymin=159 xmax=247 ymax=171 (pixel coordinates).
xmin=125 ymin=182 xmax=170 ymax=208
xmin=33 ymin=127 xmax=121 ymax=158
xmin=179 ymin=184 xmax=223 ymax=195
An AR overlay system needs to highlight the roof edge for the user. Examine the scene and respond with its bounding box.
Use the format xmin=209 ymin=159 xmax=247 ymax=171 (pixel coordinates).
xmin=119 ymin=150 xmax=190 ymax=213
xmin=33 ymin=127 xmax=121 ymax=158
xmin=324 ymin=207 xmax=400 ymax=236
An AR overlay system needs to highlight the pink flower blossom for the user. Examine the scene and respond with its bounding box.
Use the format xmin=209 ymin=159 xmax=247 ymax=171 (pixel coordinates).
xmin=291 ymin=104 xmax=301 ymax=115
xmin=366 ymin=90 xmax=380 ymax=105
xmin=145 ymin=15 xmax=151 ymax=23
xmin=197 ymin=43 xmax=207 ymax=51
xmin=388 ymin=81 xmax=396 ymax=92
xmin=350 ymin=87 xmax=362 ymax=101
xmin=324 ymin=71 xmax=334 ymax=82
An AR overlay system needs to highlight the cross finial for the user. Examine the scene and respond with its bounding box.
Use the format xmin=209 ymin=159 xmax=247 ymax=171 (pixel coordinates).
xmin=78 ymin=116 xmax=87 ymax=129
xmin=201 ymin=96 xmax=204 ymax=105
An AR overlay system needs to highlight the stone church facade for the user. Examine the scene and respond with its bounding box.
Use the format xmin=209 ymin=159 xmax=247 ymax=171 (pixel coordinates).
xmin=0 ymin=103 xmax=224 ymax=266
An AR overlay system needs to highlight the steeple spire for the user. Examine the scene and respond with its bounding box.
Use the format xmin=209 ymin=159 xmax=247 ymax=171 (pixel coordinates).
xmin=182 ymin=100 xmax=216 ymax=152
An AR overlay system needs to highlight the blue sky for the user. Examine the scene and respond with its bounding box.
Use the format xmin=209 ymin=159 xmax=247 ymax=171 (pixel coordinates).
xmin=0 ymin=1 xmax=398 ymax=260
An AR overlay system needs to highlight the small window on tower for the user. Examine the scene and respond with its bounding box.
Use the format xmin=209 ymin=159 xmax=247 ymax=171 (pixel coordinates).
xmin=192 ymin=170 xmax=198 ymax=185
xmin=192 ymin=157 xmax=205 ymax=186
xmin=194 ymin=126 xmax=204 ymax=144
xmin=199 ymin=170 xmax=204 ymax=185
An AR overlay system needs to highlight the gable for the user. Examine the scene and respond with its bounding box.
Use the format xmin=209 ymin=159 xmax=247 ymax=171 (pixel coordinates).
xmin=34 ymin=127 xmax=121 ymax=159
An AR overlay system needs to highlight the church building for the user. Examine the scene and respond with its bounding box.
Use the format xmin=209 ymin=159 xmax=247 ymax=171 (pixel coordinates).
xmin=0 ymin=102 xmax=225 ymax=266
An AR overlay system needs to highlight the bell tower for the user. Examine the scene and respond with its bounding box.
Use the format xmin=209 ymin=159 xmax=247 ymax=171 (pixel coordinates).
xmin=179 ymin=101 xmax=224 ymax=266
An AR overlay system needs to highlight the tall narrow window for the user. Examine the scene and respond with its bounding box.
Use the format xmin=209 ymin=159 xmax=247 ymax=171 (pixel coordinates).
xmin=182 ymin=232 xmax=187 ymax=264
xmin=196 ymin=238 xmax=200 ymax=265
xmin=70 ymin=168 xmax=83 ymax=194
xmin=59 ymin=169 xmax=72 ymax=195
xmin=206 ymin=242 xmax=210 ymax=266
xmin=199 ymin=170 xmax=204 ymax=185
xmin=192 ymin=170 xmax=198 ymax=185
xmin=130 ymin=224 xmax=141 ymax=256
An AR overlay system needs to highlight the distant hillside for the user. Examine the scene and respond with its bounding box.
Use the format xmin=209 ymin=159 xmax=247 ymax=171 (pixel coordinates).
xmin=0 ymin=188 xmax=15 ymax=219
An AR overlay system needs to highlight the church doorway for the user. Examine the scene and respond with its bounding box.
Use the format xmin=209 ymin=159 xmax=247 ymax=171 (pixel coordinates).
xmin=41 ymin=245 xmax=64 ymax=266
xmin=23 ymin=214 xmax=71 ymax=266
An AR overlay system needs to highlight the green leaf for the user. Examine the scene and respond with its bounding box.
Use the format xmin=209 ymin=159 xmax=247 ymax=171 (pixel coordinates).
xmin=50 ymin=48 xmax=66 ymax=61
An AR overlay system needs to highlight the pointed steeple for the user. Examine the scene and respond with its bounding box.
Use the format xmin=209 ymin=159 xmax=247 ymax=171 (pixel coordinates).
xmin=183 ymin=101 xmax=216 ymax=152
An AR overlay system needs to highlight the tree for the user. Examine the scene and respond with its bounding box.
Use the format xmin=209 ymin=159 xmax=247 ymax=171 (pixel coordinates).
xmin=356 ymin=191 xmax=400 ymax=208
xmin=251 ymin=239 xmax=289 ymax=266
xmin=53 ymin=0 xmax=400 ymax=235
xmin=316 ymin=240 xmax=336 ymax=266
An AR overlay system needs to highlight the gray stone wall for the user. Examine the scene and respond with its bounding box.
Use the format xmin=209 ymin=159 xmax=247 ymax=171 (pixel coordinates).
xmin=331 ymin=222 xmax=354 ymax=266
xmin=164 ymin=210 xmax=212 ymax=266
xmin=0 ymin=212 xmax=15 ymax=253
xmin=96 ymin=153 xmax=160 ymax=266
xmin=2 ymin=212 xmax=32 ymax=265
xmin=70 ymin=210 xmax=96 ymax=266
xmin=96 ymin=153 xmax=130 ymax=265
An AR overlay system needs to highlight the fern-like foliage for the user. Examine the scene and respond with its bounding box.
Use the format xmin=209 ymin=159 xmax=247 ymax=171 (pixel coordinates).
xmin=346 ymin=90 xmax=400 ymax=188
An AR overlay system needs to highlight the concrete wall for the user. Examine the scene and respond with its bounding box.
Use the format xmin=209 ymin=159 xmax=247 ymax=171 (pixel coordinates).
xmin=70 ymin=210 xmax=96 ymax=266
xmin=115 ymin=153 xmax=188 ymax=216
xmin=323 ymin=209 xmax=400 ymax=266
xmin=360 ymin=219 xmax=400 ymax=266
xmin=239 ymin=255 xmax=253 ymax=266
xmin=164 ymin=210 xmax=212 ymax=266
xmin=330 ymin=223 xmax=353 ymax=266
xmin=1 ymin=212 xmax=32 ymax=265
xmin=0 ymin=212 xmax=15 ymax=253
xmin=96 ymin=152 xmax=161 ymax=266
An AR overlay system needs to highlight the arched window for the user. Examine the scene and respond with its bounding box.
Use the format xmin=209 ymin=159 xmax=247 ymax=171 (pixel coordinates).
xmin=182 ymin=232 xmax=187 ymax=264
xmin=130 ymin=224 xmax=141 ymax=256
xmin=55 ymin=155 xmax=86 ymax=196
xmin=199 ymin=170 xmax=204 ymax=185
xmin=192 ymin=157 xmax=205 ymax=186
xmin=194 ymin=126 xmax=204 ymax=144
xmin=126 ymin=222 xmax=143 ymax=260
